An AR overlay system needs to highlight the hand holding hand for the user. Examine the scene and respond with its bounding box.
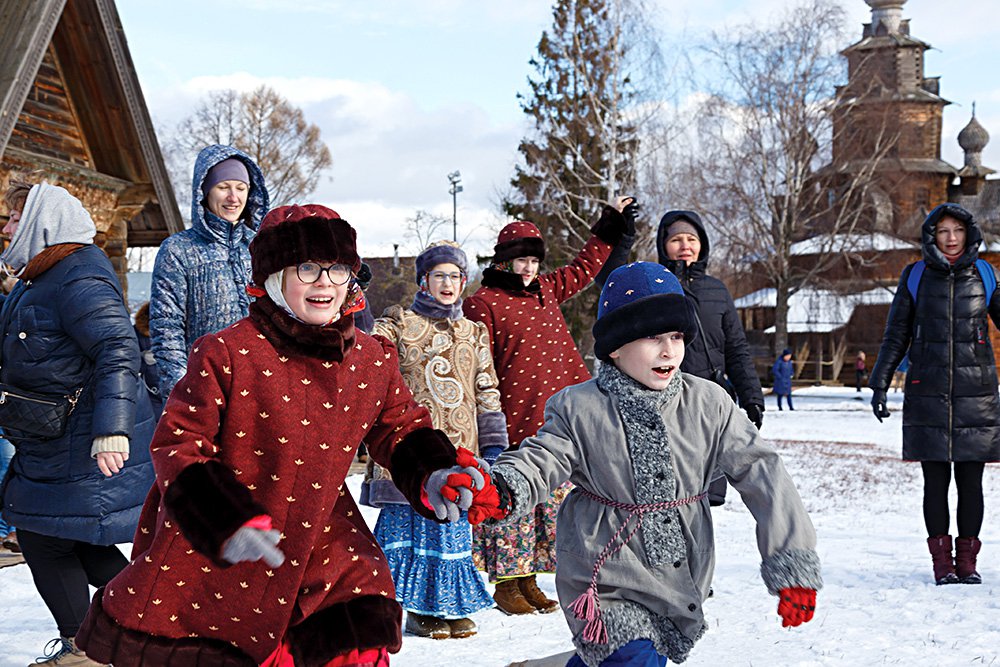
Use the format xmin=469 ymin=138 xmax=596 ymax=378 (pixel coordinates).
xmin=777 ymin=587 xmax=816 ymax=627
xmin=871 ymin=389 xmax=890 ymax=423
xmin=221 ymin=526 xmax=285 ymax=567
xmin=423 ymin=447 xmax=487 ymax=522
xmin=745 ymin=403 xmax=764 ymax=430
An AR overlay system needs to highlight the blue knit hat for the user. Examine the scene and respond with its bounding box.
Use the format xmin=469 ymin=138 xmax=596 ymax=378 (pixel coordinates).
xmin=593 ymin=262 xmax=698 ymax=361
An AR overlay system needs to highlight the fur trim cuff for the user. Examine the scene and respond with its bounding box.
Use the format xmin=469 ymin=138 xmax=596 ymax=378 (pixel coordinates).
xmin=477 ymin=411 xmax=509 ymax=451
xmin=491 ymin=464 xmax=533 ymax=522
xmin=163 ymin=460 xmax=268 ymax=564
xmin=389 ymin=427 xmax=458 ymax=521
xmin=590 ymin=205 xmax=626 ymax=246
xmin=287 ymin=595 xmax=403 ymax=665
xmin=359 ymin=478 xmax=408 ymax=508
xmin=760 ymin=548 xmax=823 ymax=595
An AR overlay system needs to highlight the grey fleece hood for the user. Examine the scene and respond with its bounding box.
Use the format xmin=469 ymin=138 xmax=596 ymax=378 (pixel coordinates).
xmin=2 ymin=183 xmax=96 ymax=274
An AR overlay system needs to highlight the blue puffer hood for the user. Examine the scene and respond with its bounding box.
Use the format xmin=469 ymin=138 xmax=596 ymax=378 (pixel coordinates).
xmin=190 ymin=144 xmax=269 ymax=243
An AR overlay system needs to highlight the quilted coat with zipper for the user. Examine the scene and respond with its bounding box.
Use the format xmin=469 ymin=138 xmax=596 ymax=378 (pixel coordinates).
xmin=869 ymin=205 xmax=1000 ymax=462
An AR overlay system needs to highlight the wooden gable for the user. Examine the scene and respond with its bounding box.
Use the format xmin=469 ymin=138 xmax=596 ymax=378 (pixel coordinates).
xmin=0 ymin=0 xmax=181 ymax=284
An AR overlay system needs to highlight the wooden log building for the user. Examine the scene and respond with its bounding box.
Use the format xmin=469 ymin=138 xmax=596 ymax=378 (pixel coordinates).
xmin=0 ymin=0 xmax=181 ymax=290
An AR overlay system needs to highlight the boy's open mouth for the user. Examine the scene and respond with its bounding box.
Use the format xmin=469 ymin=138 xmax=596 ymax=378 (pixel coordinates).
xmin=653 ymin=365 xmax=675 ymax=376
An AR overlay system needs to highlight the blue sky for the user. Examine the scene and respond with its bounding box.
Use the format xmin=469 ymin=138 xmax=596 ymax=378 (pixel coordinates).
xmin=116 ymin=0 xmax=1000 ymax=258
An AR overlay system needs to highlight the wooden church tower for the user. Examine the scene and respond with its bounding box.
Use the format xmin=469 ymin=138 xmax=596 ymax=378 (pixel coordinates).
xmin=831 ymin=0 xmax=957 ymax=238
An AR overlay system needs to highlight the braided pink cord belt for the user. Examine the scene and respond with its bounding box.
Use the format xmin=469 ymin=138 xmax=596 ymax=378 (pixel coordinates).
xmin=567 ymin=487 xmax=707 ymax=645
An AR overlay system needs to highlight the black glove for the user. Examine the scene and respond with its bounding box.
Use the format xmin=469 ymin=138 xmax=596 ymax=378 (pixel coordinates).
xmin=871 ymin=388 xmax=890 ymax=422
xmin=745 ymin=403 xmax=764 ymax=429
xmin=622 ymin=199 xmax=639 ymax=236
xmin=355 ymin=262 xmax=373 ymax=290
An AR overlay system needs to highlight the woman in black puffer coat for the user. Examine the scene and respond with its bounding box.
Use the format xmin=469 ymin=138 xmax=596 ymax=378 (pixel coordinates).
xmin=0 ymin=182 xmax=155 ymax=662
xmin=657 ymin=210 xmax=765 ymax=505
xmin=870 ymin=203 xmax=1000 ymax=587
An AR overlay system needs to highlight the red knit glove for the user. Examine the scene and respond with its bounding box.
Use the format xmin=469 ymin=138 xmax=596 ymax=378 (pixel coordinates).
xmin=777 ymin=587 xmax=816 ymax=627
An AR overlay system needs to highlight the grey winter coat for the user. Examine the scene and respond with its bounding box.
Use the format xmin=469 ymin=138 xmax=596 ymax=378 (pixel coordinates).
xmin=493 ymin=365 xmax=820 ymax=665
xmin=869 ymin=204 xmax=1000 ymax=462
xmin=150 ymin=144 xmax=269 ymax=397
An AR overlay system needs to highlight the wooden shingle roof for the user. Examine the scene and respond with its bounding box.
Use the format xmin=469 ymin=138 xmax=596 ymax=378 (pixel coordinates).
xmin=0 ymin=0 xmax=181 ymax=244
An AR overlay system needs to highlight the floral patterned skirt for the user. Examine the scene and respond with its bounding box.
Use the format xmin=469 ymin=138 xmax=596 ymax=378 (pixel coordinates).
xmin=374 ymin=505 xmax=493 ymax=618
xmin=473 ymin=482 xmax=571 ymax=581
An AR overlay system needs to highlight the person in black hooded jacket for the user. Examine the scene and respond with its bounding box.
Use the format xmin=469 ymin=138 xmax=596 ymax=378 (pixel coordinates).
xmin=869 ymin=203 xmax=1000 ymax=587
xmin=656 ymin=210 xmax=765 ymax=506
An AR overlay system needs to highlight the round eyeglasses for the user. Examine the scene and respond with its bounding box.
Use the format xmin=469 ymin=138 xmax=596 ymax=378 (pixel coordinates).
xmin=295 ymin=262 xmax=352 ymax=285
xmin=427 ymin=271 xmax=466 ymax=284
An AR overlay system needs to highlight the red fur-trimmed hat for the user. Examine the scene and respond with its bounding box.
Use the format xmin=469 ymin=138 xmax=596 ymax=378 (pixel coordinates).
xmin=492 ymin=221 xmax=546 ymax=263
xmin=249 ymin=204 xmax=360 ymax=287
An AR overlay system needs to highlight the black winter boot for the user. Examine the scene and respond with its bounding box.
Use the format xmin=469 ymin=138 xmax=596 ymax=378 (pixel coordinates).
xmin=927 ymin=535 xmax=959 ymax=585
xmin=955 ymin=536 xmax=982 ymax=584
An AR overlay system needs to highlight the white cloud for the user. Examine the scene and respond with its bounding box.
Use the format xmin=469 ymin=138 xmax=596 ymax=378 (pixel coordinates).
xmin=148 ymin=71 xmax=521 ymax=260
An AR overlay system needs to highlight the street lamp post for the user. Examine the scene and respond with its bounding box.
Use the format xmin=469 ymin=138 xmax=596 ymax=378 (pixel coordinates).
xmin=447 ymin=170 xmax=463 ymax=242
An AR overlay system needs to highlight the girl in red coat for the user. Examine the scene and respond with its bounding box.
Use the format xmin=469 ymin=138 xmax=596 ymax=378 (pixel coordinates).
xmin=463 ymin=202 xmax=629 ymax=615
xmin=77 ymin=205 xmax=476 ymax=667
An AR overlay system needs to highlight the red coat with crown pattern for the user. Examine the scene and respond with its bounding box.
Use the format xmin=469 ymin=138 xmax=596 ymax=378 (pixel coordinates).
xmin=463 ymin=234 xmax=612 ymax=445
xmin=88 ymin=318 xmax=442 ymax=664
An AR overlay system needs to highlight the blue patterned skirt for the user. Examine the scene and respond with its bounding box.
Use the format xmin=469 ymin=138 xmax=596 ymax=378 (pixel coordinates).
xmin=374 ymin=505 xmax=494 ymax=618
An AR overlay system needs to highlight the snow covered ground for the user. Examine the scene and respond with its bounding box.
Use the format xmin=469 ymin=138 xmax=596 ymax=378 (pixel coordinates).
xmin=3 ymin=387 xmax=1000 ymax=666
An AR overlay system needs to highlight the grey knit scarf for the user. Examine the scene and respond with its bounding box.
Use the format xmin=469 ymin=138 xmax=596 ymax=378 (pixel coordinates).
xmin=596 ymin=362 xmax=688 ymax=565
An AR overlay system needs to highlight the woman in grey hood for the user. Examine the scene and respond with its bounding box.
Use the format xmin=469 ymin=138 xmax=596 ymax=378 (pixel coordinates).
xmin=149 ymin=144 xmax=269 ymax=399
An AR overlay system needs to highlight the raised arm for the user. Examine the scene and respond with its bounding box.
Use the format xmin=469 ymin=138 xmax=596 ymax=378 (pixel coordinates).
xmin=544 ymin=206 xmax=627 ymax=304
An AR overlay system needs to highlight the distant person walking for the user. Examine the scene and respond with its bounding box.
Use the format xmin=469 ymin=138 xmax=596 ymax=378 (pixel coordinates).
xmin=854 ymin=350 xmax=867 ymax=392
xmin=771 ymin=349 xmax=794 ymax=411
xmin=870 ymin=203 xmax=1000 ymax=586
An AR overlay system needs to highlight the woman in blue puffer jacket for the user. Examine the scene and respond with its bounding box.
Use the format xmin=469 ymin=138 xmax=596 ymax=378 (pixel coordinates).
xmin=150 ymin=144 xmax=269 ymax=398
xmin=0 ymin=181 xmax=155 ymax=662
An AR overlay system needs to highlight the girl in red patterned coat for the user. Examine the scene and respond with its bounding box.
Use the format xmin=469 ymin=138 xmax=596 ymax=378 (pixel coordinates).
xmin=463 ymin=199 xmax=631 ymax=615
xmin=77 ymin=205 xmax=479 ymax=667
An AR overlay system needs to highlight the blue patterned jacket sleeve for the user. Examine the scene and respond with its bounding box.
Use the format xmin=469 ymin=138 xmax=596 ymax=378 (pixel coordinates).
xmin=150 ymin=238 xmax=189 ymax=399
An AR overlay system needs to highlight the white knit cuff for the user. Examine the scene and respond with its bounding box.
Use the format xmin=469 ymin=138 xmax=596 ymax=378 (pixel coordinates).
xmin=91 ymin=435 xmax=130 ymax=458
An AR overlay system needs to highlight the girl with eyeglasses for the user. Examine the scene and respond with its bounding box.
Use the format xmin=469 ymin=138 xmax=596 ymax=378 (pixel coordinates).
xmin=364 ymin=240 xmax=508 ymax=640
xmin=77 ymin=206 xmax=480 ymax=667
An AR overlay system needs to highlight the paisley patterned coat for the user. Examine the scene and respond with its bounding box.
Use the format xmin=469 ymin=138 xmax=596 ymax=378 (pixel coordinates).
xmin=364 ymin=306 xmax=507 ymax=506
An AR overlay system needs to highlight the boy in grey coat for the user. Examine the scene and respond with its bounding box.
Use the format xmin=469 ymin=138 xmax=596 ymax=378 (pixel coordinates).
xmin=484 ymin=262 xmax=821 ymax=667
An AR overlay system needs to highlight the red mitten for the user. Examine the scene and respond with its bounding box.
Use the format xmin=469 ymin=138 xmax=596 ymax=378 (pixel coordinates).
xmin=777 ymin=587 xmax=816 ymax=627
xmin=467 ymin=472 xmax=503 ymax=525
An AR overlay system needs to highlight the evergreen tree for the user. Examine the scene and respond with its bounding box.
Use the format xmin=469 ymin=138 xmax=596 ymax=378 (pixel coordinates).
xmin=504 ymin=0 xmax=642 ymax=356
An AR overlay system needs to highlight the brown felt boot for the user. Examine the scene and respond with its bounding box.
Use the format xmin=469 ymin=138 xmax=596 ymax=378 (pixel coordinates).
xmin=518 ymin=574 xmax=560 ymax=613
xmin=446 ymin=617 xmax=478 ymax=639
xmin=493 ymin=578 xmax=537 ymax=615
xmin=405 ymin=612 xmax=451 ymax=639
xmin=927 ymin=535 xmax=959 ymax=585
xmin=955 ymin=536 xmax=983 ymax=584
